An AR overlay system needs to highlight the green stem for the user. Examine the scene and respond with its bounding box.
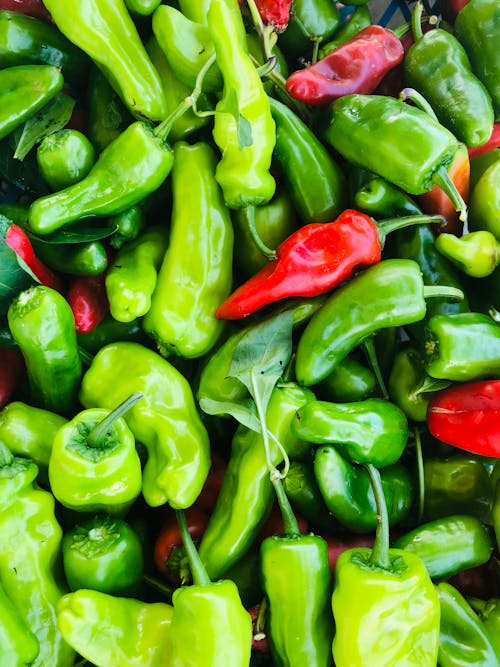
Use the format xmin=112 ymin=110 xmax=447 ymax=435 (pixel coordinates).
xmin=0 ymin=440 xmax=14 ymax=467
xmin=423 ymin=284 xmax=464 ymax=301
xmin=413 ymin=428 xmax=425 ymax=524
xmin=176 ymin=509 xmax=211 ymax=586
xmin=399 ymin=87 xmax=438 ymax=121
xmin=142 ymin=573 xmax=174 ymax=598
xmin=78 ymin=345 xmax=95 ymax=368
xmin=311 ymin=37 xmax=321 ymax=65
xmin=86 ymin=391 xmax=143 ymax=448
xmin=243 ymin=205 xmax=276 ymax=260
xmin=362 ymin=336 xmax=389 ymax=400
xmin=411 ymin=0 xmax=424 ymax=42
xmin=273 ymin=473 xmax=300 ymax=536
xmin=377 ymin=213 xmax=446 ymax=247
xmin=255 ymin=54 xmax=278 ymax=79
xmin=432 ymin=164 xmax=468 ymax=222
xmin=366 ymin=464 xmax=390 ymax=570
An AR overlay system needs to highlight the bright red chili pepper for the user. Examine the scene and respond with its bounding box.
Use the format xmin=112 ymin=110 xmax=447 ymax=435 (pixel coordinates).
xmin=66 ymin=274 xmax=109 ymax=334
xmin=427 ymin=380 xmax=500 ymax=457
xmin=0 ymin=348 xmax=25 ymax=408
xmin=285 ymin=25 xmax=404 ymax=106
xmin=4 ymin=223 xmax=63 ymax=291
xmin=0 ymin=0 xmax=52 ymax=21
xmin=468 ymin=123 xmax=500 ymax=160
xmin=215 ymin=209 xmax=382 ymax=320
xmin=238 ymin=0 xmax=291 ymax=30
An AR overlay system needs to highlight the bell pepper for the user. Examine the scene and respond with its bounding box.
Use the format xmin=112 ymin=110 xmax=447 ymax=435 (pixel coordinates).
xmin=319 ymin=4 xmax=372 ymax=58
xmin=468 ymin=159 xmax=500 ymax=239
xmin=424 ymin=312 xmax=500 ymax=381
xmin=79 ymin=341 xmax=211 ymax=508
xmin=57 ymin=589 xmax=173 ymax=667
xmin=106 ymin=226 xmax=168 ymax=323
xmin=315 ymin=356 xmax=376 ymax=403
xmin=292 ymin=397 xmax=409 ymax=468
xmin=48 ymin=393 xmax=143 ymax=515
xmin=62 ymin=514 xmax=144 ymax=596
xmin=143 ymin=141 xmax=233 ymax=359
xmin=0 ymin=442 xmax=74 ymax=666
xmin=437 ymin=582 xmax=500 ymax=666
xmin=436 ymin=230 xmax=500 ymax=278
xmin=36 ymin=128 xmax=96 ymax=191
xmin=331 ymin=465 xmax=440 ymax=666
xmin=66 ymin=273 xmax=109 ymax=334
xmin=7 ymin=285 xmax=82 ymax=414
xmin=393 ymin=515 xmax=494 ymax=581
xmin=43 ymin=0 xmax=166 ymax=121
xmin=314 ymin=445 xmax=414 ymax=533
xmin=0 ymin=577 xmax=40 ymax=666
xmin=404 ymin=1 xmax=494 ymax=148
xmin=286 ymin=25 xmax=404 ymax=106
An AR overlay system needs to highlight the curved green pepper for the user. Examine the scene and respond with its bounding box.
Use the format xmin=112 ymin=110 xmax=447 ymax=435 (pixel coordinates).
xmin=436 ymin=230 xmax=500 ymax=278
xmin=57 ymin=589 xmax=173 ymax=667
xmin=468 ymin=160 xmax=500 ymax=239
xmin=143 ymin=141 xmax=233 ymax=359
xmin=292 ymin=398 xmax=408 ymax=468
xmin=7 ymin=285 xmax=82 ymax=414
xmin=79 ymin=342 xmax=211 ymax=508
xmin=354 ymin=177 xmax=423 ymax=218
xmin=36 ymin=129 xmax=97 ymax=191
xmin=0 ymin=577 xmax=39 ymax=666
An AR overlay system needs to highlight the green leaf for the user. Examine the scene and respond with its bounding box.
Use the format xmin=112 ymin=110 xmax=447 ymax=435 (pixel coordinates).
xmin=224 ymin=87 xmax=253 ymax=150
xmin=0 ymin=220 xmax=35 ymax=314
xmin=198 ymin=397 xmax=261 ymax=433
xmin=414 ymin=376 xmax=452 ymax=396
xmin=13 ymin=93 xmax=76 ymax=161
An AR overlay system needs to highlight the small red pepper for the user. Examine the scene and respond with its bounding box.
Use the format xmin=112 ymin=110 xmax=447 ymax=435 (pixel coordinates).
xmin=427 ymin=380 xmax=500 ymax=457
xmin=468 ymin=123 xmax=500 ymax=160
xmin=285 ymin=25 xmax=404 ymax=106
xmin=66 ymin=273 xmax=109 ymax=334
xmin=4 ymin=223 xmax=63 ymax=291
xmin=0 ymin=348 xmax=25 ymax=408
xmin=238 ymin=0 xmax=292 ymax=30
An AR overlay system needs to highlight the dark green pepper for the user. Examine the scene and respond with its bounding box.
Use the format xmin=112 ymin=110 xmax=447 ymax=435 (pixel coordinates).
xmin=314 ymin=355 xmax=376 ymax=403
xmin=36 ymin=129 xmax=97 ymax=191
xmin=279 ymin=0 xmax=341 ymax=63
xmin=319 ymin=4 xmax=372 ymax=58
xmin=108 ymin=203 xmax=148 ymax=250
xmin=468 ymin=597 xmax=500 ymax=659
xmin=85 ymin=66 xmax=132 ymax=153
xmin=282 ymin=459 xmax=336 ymax=533
xmin=354 ymin=177 xmax=423 ymax=218
xmin=34 ymin=239 xmax=109 ymax=277
xmin=468 ymin=160 xmax=500 ymax=239
xmin=76 ymin=314 xmax=150 ymax=354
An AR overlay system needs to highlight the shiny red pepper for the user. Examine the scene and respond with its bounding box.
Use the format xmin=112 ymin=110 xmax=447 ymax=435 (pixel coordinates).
xmin=427 ymin=380 xmax=500 ymax=457
xmin=285 ymin=25 xmax=404 ymax=106
xmin=4 ymin=223 xmax=62 ymax=291
xmin=66 ymin=274 xmax=109 ymax=334
xmin=468 ymin=123 xmax=500 ymax=160
xmin=0 ymin=348 xmax=25 ymax=408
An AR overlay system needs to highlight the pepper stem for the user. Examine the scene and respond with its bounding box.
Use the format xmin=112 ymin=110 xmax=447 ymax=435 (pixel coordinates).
xmin=432 ymin=164 xmax=468 ymax=223
xmin=376 ymin=213 xmax=446 ymax=247
xmin=78 ymin=345 xmax=94 ymax=368
xmin=423 ymin=284 xmax=464 ymax=301
xmin=0 ymin=441 xmax=14 ymax=467
xmin=273 ymin=472 xmax=301 ymax=536
xmin=176 ymin=509 xmax=211 ymax=586
xmin=413 ymin=428 xmax=425 ymax=524
xmin=399 ymin=87 xmax=438 ymax=121
xmin=411 ymin=1 xmax=424 ymax=42
xmin=362 ymin=336 xmax=389 ymax=400
xmin=366 ymin=464 xmax=390 ymax=570
xmin=243 ymin=206 xmax=277 ymax=260
xmin=86 ymin=392 xmax=143 ymax=448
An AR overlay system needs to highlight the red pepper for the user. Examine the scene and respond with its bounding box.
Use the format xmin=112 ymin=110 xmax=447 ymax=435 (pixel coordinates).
xmin=4 ymin=224 xmax=63 ymax=291
xmin=468 ymin=123 xmax=500 ymax=160
xmin=66 ymin=274 xmax=109 ymax=334
xmin=238 ymin=0 xmax=291 ymax=30
xmin=216 ymin=209 xmax=383 ymax=320
xmin=0 ymin=348 xmax=25 ymax=408
xmin=0 ymin=0 xmax=52 ymax=21
xmin=285 ymin=25 xmax=404 ymax=106
xmin=427 ymin=380 xmax=500 ymax=457
xmin=440 ymin=0 xmax=471 ymax=23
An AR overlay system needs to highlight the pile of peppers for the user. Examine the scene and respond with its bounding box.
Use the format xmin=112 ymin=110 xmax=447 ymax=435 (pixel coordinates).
xmin=0 ymin=0 xmax=500 ymax=665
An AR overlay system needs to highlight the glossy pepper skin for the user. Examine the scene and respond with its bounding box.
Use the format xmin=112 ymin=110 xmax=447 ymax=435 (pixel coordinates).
xmin=354 ymin=177 xmax=422 ymax=218
xmin=36 ymin=129 xmax=97 ymax=191
xmin=468 ymin=160 xmax=500 ymax=239
xmin=332 ymin=547 xmax=440 ymax=666
xmin=469 ymin=597 xmax=500 ymax=658
xmin=315 ymin=356 xmax=376 ymax=403
xmin=7 ymin=285 xmax=82 ymax=414
xmin=278 ymin=0 xmax=340 ymax=63
xmin=28 ymin=121 xmax=174 ymax=235
xmin=106 ymin=225 xmax=168 ymax=323
xmin=292 ymin=398 xmax=408 ymax=468
xmin=455 ymin=0 xmax=500 ymax=121
xmin=283 ymin=460 xmax=335 ymax=533
xmin=0 ymin=577 xmax=39 ymax=666
xmin=269 ymin=97 xmax=346 ymax=225
xmin=427 ymin=379 xmax=500 ymax=457
xmin=79 ymin=342 xmax=211 ymax=508
xmin=57 ymin=589 xmax=173 ymax=667
xmin=0 ymin=445 xmax=74 ymax=667
xmin=34 ymin=239 xmax=109 ymax=276
xmin=404 ymin=4 xmax=494 ymax=148
xmin=437 ymin=582 xmax=499 ymax=667
xmin=76 ymin=313 xmax=149 ymax=354
xmin=85 ymin=66 xmax=132 ymax=153
xmin=394 ymin=515 xmax=494 ymax=581
xmin=388 ymin=346 xmax=441 ymax=422
xmin=207 ymin=0 xmax=276 ymax=209
xmin=286 ymin=26 xmax=404 ymax=106
xmin=0 ymin=63 xmax=63 ymax=140
xmin=143 ymin=141 xmax=233 ymax=358
xmin=198 ymin=384 xmax=314 ymax=580
xmin=43 ymin=0 xmax=167 ymax=121
xmin=424 ymin=312 xmax=500 ymax=381
xmin=436 ymin=230 xmax=500 ymax=278
xmin=261 ymin=534 xmax=333 ymax=667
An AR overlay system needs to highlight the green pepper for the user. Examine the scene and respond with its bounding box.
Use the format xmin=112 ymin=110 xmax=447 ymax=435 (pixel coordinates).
xmin=108 ymin=203 xmax=148 ymax=250
xmin=125 ymin=0 xmax=161 ymax=15
xmin=404 ymin=2 xmax=494 ymax=147
xmin=0 ymin=64 xmax=63 ymax=141
xmin=394 ymin=515 xmax=494 ymax=581
xmin=354 ymin=177 xmax=424 ymax=218
xmin=468 ymin=597 xmax=500 ymax=659
xmin=85 ymin=66 xmax=132 ymax=153
xmin=423 ymin=456 xmax=494 ymax=523
xmin=34 ymin=239 xmax=109 ymax=276
xmin=207 ymin=0 xmax=276 ymax=209
xmin=48 ymin=393 xmax=143 ymax=515
xmin=318 ymin=5 xmax=372 ymax=58
xmin=0 ymin=577 xmax=39 ymax=666
xmin=470 ymin=148 xmax=500 ymax=191
xmin=455 ymin=0 xmax=500 ymax=120
xmin=43 ymin=0 xmax=167 ymax=121
xmin=57 ymin=589 xmax=173 ymax=667
xmin=436 ymin=230 xmax=500 ymax=278
xmin=62 ymin=514 xmax=144 ymax=595
xmin=224 ymin=545 xmax=263 ymax=609
xmin=468 ymin=160 xmax=500 ymax=239
xmin=314 ymin=356 xmax=377 ymax=403
xmin=282 ymin=459 xmax=336 ymax=533
xmin=143 ymin=141 xmax=233 ymax=359
xmin=7 ymin=285 xmax=82 ymax=414
xmin=79 ymin=342 xmax=211 ymax=508
xmin=0 ymin=443 xmax=74 ymax=667
xmin=424 ymin=311 xmax=500 ymax=381
xmin=269 ymin=96 xmax=346 ymax=224
xmin=198 ymin=383 xmax=314 ymax=580
xmin=106 ymin=226 xmax=168 ymax=323
xmin=178 ymin=0 xmax=212 ymax=23
xmin=292 ymin=398 xmax=408 ymax=468
xmin=77 ymin=314 xmax=150 ymax=354
xmin=279 ymin=0 xmax=341 ymax=63
xmin=314 ymin=445 xmax=414 ymax=532
xmin=437 ymin=582 xmax=500 ymax=666
xmin=0 ymin=10 xmax=89 ymax=82
xmin=494 ymin=470 xmax=500 ymax=550
xmin=36 ymin=129 xmax=97 ymax=191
